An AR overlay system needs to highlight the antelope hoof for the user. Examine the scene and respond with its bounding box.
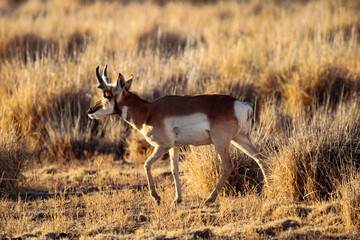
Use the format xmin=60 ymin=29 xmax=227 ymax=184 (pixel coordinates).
xmin=153 ymin=196 xmax=161 ymax=205
xmin=204 ymin=198 xmax=215 ymax=207
xmin=173 ymin=198 xmax=182 ymax=205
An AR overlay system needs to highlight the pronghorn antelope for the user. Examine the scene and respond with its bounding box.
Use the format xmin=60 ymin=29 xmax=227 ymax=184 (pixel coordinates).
xmin=88 ymin=65 xmax=268 ymax=206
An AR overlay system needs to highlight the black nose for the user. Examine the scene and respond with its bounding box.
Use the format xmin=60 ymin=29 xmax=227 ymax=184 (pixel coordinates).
xmin=87 ymin=108 xmax=94 ymax=114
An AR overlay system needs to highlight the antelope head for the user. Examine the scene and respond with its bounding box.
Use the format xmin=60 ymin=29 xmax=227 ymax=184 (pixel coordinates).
xmin=87 ymin=65 xmax=133 ymax=119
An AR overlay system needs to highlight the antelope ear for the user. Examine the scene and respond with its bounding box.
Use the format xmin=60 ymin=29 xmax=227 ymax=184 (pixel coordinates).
xmin=124 ymin=74 xmax=133 ymax=91
xmin=117 ymin=73 xmax=126 ymax=88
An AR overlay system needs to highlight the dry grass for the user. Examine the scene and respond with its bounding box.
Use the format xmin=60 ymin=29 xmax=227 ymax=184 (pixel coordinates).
xmin=0 ymin=121 xmax=32 ymax=198
xmin=124 ymin=130 xmax=153 ymax=164
xmin=268 ymin=100 xmax=360 ymax=201
xmin=0 ymin=0 xmax=360 ymax=238
xmin=182 ymin=145 xmax=264 ymax=199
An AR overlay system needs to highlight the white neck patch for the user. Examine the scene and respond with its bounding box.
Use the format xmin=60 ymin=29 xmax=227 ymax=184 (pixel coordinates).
xmin=121 ymin=106 xmax=128 ymax=120
xmin=116 ymin=90 xmax=123 ymax=103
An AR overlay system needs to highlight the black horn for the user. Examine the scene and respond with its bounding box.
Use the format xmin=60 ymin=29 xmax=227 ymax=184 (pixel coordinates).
xmin=96 ymin=66 xmax=107 ymax=89
xmin=102 ymin=65 xmax=110 ymax=84
xmin=103 ymin=65 xmax=108 ymax=77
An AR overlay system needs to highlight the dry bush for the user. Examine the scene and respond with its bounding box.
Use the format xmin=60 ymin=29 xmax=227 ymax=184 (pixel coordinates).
xmin=39 ymin=88 xmax=127 ymax=162
xmin=0 ymin=0 xmax=27 ymax=13
xmin=2 ymin=82 xmax=126 ymax=163
xmin=124 ymin=130 xmax=153 ymax=164
xmin=0 ymin=125 xmax=32 ymax=197
xmin=138 ymin=26 xmax=196 ymax=57
xmin=0 ymin=33 xmax=59 ymax=63
xmin=338 ymin=171 xmax=360 ymax=228
xmin=326 ymin=20 xmax=360 ymax=43
xmin=124 ymin=129 xmax=169 ymax=163
xmin=183 ymin=145 xmax=265 ymax=199
xmin=0 ymin=31 xmax=91 ymax=63
xmin=268 ymin=101 xmax=360 ymax=201
xmin=255 ymin=64 xmax=360 ymax=118
xmin=308 ymin=66 xmax=360 ymax=108
xmin=257 ymin=69 xmax=287 ymax=104
xmin=147 ymin=73 xmax=189 ymax=100
xmin=6 ymin=0 xmax=27 ymax=4
xmin=65 ymin=30 xmax=92 ymax=60
xmin=3 ymin=86 xmax=95 ymax=162
xmin=38 ymin=88 xmax=95 ymax=162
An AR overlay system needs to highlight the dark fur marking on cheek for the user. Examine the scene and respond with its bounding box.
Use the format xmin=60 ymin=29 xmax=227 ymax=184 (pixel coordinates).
xmin=87 ymin=100 xmax=103 ymax=114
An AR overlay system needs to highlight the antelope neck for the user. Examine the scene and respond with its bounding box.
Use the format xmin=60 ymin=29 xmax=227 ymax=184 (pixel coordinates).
xmin=113 ymin=96 xmax=120 ymax=114
xmin=118 ymin=93 xmax=149 ymax=131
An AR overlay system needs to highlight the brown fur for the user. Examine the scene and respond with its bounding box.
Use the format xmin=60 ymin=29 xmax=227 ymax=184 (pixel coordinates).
xmin=115 ymin=92 xmax=239 ymax=132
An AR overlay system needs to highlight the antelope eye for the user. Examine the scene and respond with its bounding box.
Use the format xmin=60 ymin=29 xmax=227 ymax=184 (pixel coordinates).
xmin=103 ymin=92 xmax=112 ymax=99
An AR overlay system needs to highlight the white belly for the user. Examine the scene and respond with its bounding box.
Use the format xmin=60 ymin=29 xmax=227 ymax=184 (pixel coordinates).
xmin=164 ymin=113 xmax=211 ymax=147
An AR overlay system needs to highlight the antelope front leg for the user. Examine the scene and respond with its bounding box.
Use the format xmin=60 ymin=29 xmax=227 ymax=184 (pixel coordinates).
xmin=144 ymin=146 xmax=169 ymax=204
xmin=170 ymin=147 xmax=182 ymax=204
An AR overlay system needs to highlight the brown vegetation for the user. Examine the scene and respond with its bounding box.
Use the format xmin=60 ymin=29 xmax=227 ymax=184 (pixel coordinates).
xmin=138 ymin=26 xmax=197 ymax=57
xmin=0 ymin=33 xmax=58 ymax=63
xmin=0 ymin=0 xmax=360 ymax=239
xmin=0 ymin=124 xmax=32 ymax=197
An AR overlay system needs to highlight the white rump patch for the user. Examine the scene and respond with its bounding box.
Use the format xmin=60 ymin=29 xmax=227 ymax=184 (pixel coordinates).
xmin=164 ymin=113 xmax=211 ymax=147
xmin=234 ymin=101 xmax=253 ymax=135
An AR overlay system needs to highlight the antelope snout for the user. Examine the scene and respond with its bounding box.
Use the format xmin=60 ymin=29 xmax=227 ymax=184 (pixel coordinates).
xmin=87 ymin=107 xmax=98 ymax=119
xmin=87 ymin=107 xmax=95 ymax=114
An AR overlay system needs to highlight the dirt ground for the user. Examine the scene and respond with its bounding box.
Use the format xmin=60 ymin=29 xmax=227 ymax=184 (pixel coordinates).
xmin=1 ymin=155 xmax=358 ymax=240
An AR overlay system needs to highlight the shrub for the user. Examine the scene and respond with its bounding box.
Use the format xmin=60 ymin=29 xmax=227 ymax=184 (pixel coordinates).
xmin=124 ymin=130 xmax=153 ymax=164
xmin=182 ymin=145 xmax=265 ymax=199
xmin=337 ymin=171 xmax=360 ymax=228
xmin=1 ymin=33 xmax=58 ymax=63
xmin=38 ymin=88 xmax=126 ymax=162
xmin=65 ymin=30 xmax=92 ymax=59
xmin=138 ymin=26 xmax=196 ymax=57
xmin=2 ymin=0 xmax=27 ymax=13
xmin=0 ymin=124 xmax=32 ymax=197
xmin=268 ymin=100 xmax=360 ymax=201
xmin=308 ymin=66 xmax=360 ymax=108
xmin=124 ymin=129 xmax=168 ymax=164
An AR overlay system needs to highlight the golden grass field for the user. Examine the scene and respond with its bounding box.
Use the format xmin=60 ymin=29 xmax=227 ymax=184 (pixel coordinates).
xmin=1 ymin=0 xmax=360 ymax=239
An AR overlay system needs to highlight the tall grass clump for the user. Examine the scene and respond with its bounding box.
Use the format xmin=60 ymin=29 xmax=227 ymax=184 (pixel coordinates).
xmin=36 ymin=86 xmax=128 ymax=163
xmin=269 ymin=99 xmax=360 ymax=201
xmin=0 ymin=33 xmax=59 ymax=63
xmin=124 ymin=130 xmax=153 ymax=164
xmin=183 ymin=145 xmax=265 ymax=199
xmin=0 ymin=123 xmax=32 ymax=197
xmin=336 ymin=169 xmax=360 ymax=229
xmin=138 ymin=26 xmax=197 ymax=58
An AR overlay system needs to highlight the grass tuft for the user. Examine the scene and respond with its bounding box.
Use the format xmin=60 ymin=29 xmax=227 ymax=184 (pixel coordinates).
xmin=65 ymin=30 xmax=92 ymax=59
xmin=124 ymin=130 xmax=153 ymax=164
xmin=0 ymin=33 xmax=58 ymax=63
xmin=138 ymin=26 xmax=196 ymax=57
xmin=269 ymin=101 xmax=360 ymax=201
xmin=182 ymin=145 xmax=265 ymax=199
xmin=0 ymin=124 xmax=32 ymax=197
